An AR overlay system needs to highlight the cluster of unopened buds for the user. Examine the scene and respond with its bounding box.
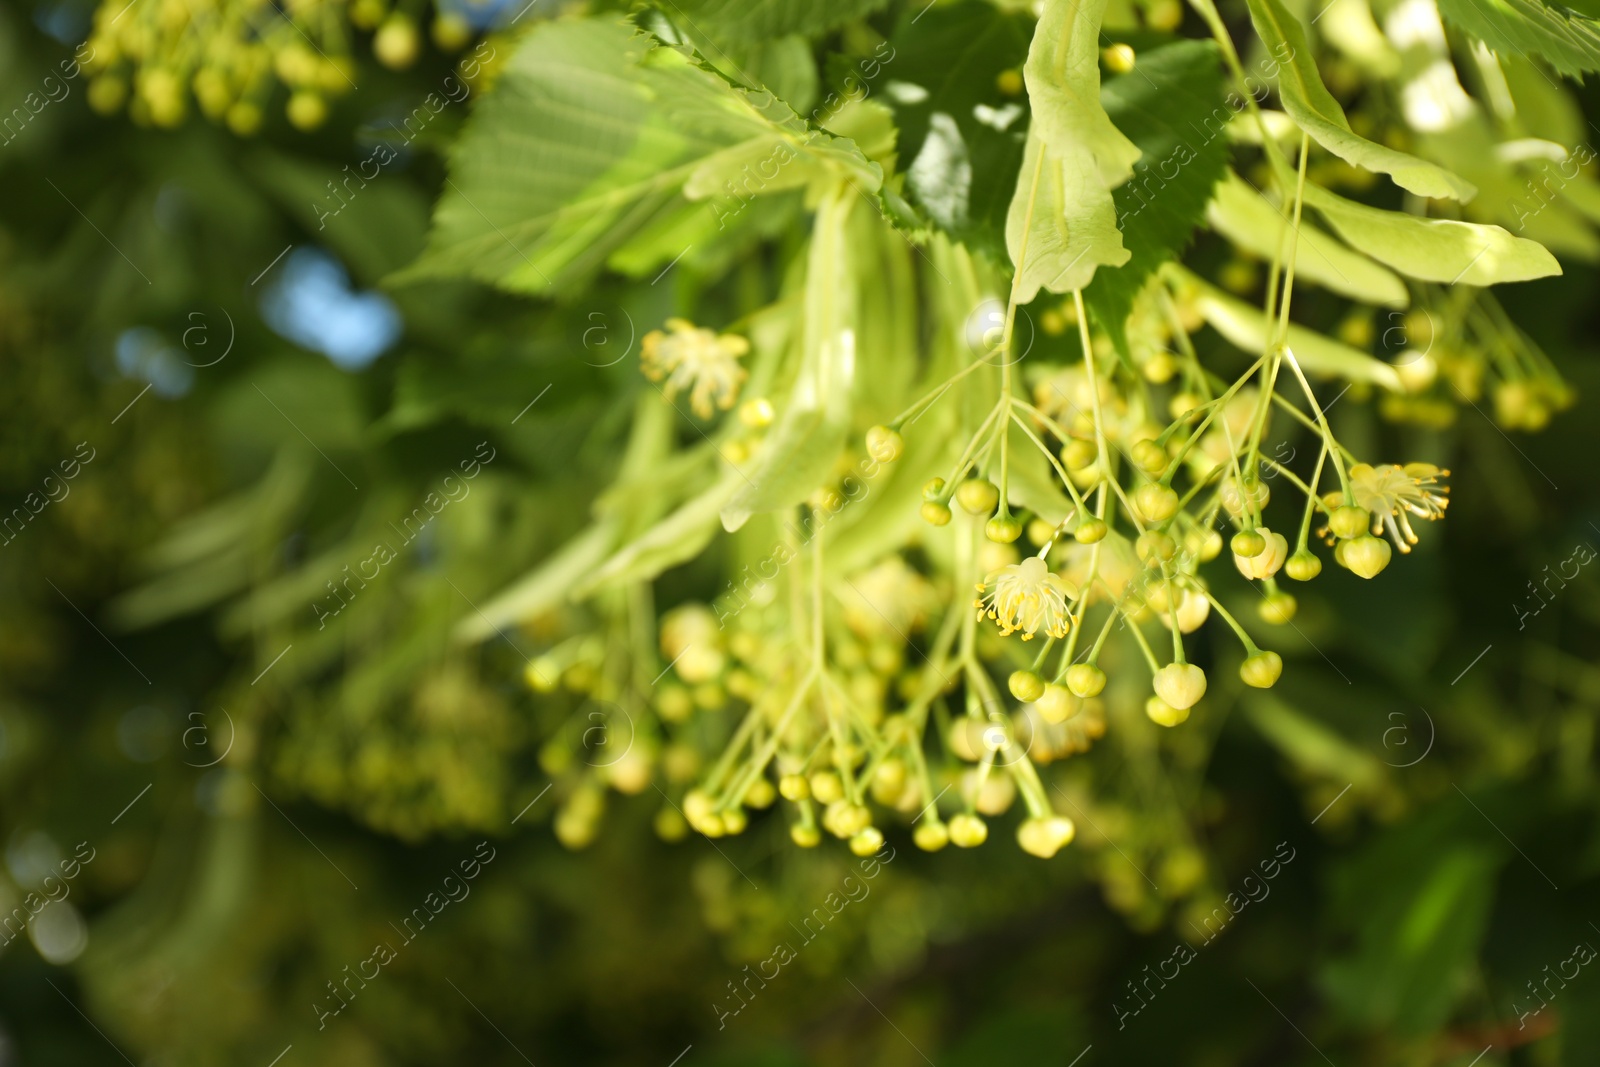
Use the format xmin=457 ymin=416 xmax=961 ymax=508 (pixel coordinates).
xmin=80 ymin=0 xmax=481 ymax=132
xmin=595 ymin=285 xmax=1467 ymax=860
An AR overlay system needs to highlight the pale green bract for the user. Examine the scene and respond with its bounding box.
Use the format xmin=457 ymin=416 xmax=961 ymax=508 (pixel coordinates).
xmin=1301 ymin=181 xmax=1563 ymax=286
xmin=1006 ymin=0 xmax=1135 ymax=303
xmin=1206 ymin=170 xmax=1409 ymax=308
xmin=1244 ymin=0 xmax=1477 ymax=201
xmin=1166 ymin=265 xmax=1405 ymax=391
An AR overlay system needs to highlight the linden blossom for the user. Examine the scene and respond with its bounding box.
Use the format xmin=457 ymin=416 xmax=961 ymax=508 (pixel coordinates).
xmin=314 ymin=841 xmax=497 ymax=1030
xmin=312 ymin=441 xmax=496 ymax=628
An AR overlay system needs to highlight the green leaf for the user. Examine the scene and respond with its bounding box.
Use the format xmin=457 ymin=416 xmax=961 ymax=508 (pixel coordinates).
xmin=721 ymin=187 xmax=859 ymax=531
xmin=1320 ymin=801 xmax=1507 ymax=1034
xmin=884 ymin=0 xmax=1032 ymax=257
xmin=1207 ymin=170 xmax=1409 ymax=308
xmin=1244 ymin=0 xmax=1477 ymax=201
xmin=1436 ymin=0 xmax=1600 ymax=79
xmin=1300 ymin=181 xmax=1563 ymax=286
xmin=1005 ymin=0 xmax=1137 ymax=304
xmin=1083 ymin=40 xmax=1230 ymax=352
xmin=664 ymin=0 xmax=890 ymax=43
xmin=1168 ymin=264 xmax=1404 ymax=389
xmin=397 ymin=18 xmax=878 ymax=295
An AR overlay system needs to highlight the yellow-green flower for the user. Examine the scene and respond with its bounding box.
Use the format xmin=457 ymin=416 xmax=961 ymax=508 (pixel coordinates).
xmin=640 ymin=318 xmax=749 ymax=419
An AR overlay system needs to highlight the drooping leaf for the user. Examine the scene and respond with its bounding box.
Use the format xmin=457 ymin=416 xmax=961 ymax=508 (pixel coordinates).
xmin=1436 ymin=0 xmax=1600 ymax=79
xmin=396 ymin=18 xmax=879 ymax=294
xmin=1005 ymin=0 xmax=1135 ymax=304
xmin=1207 ymin=169 xmax=1409 ymax=307
xmin=1299 ymin=180 xmax=1563 ymax=286
xmin=1167 ymin=264 xmax=1404 ymax=389
xmin=884 ymin=0 xmax=1032 ymax=257
xmin=1083 ymin=39 xmax=1230 ymax=352
xmin=1244 ymin=0 xmax=1477 ymax=200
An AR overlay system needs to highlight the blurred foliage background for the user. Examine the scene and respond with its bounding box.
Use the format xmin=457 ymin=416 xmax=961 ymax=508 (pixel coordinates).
xmin=2 ymin=0 xmax=1600 ymax=1064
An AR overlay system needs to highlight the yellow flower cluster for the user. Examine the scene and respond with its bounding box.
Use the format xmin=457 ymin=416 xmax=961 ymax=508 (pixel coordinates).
xmin=79 ymin=0 xmax=483 ymax=132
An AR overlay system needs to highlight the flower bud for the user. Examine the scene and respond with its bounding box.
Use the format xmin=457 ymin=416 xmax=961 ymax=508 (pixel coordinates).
xmin=1066 ymin=663 xmax=1106 ymax=697
xmin=721 ymin=808 xmax=748 ymax=835
xmin=1234 ymin=530 xmax=1288 ymax=580
xmin=1018 ymin=815 xmax=1077 ymax=858
xmin=850 ymin=827 xmax=885 ymax=856
xmin=1035 ymin=684 xmax=1081 ymax=723
xmin=1102 ymin=43 xmax=1136 ymax=73
xmin=1075 ymin=517 xmax=1108 ymax=544
xmin=956 ymin=478 xmax=1000 ymax=515
xmin=1259 ymin=592 xmax=1297 ymax=624
xmin=1153 ymin=662 xmax=1207 ymax=709
xmin=791 ymin=823 xmax=821 ymax=847
xmin=1136 ymin=530 xmax=1178 ymax=564
xmin=866 ymin=425 xmax=904 ymax=463
xmin=1009 ymin=669 xmax=1046 ymax=702
xmin=374 ymin=15 xmax=420 ymax=69
xmin=948 ymin=813 xmax=989 ymax=847
xmin=1330 ymin=505 xmax=1370 ymax=540
xmin=1131 ymin=438 xmax=1167 ymax=474
xmin=1062 ymin=438 xmax=1097 ymax=471
xmin=739 ymin=398 xmax=774 ymax=427
xmin=1343 ymin=534 xmax=1392 ymax=578
xmin=914 ymin=820 xmax=949 ymax=851
xmin=1285 ymin=550 xmax=1322 ymax=581
xmin=1134 ymin=483 xmax=1180 ymax=523
xmin=1145 ymin=695 xmax=1190 ymax=727
xmin=809 ymin=770 xmax=844 ymax=804
xmin=1231 ymin=529 xmax=1266 ymax=558
xmin=920 ymin=500 xmax=952 ymax=526
xmin=1239 ymin=650 xmax=1282 ymax=688
xmin=922 ymin=477 xmax=946 ymax=501
xmin=986 ymin=515 xmax=1023 ymax=543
